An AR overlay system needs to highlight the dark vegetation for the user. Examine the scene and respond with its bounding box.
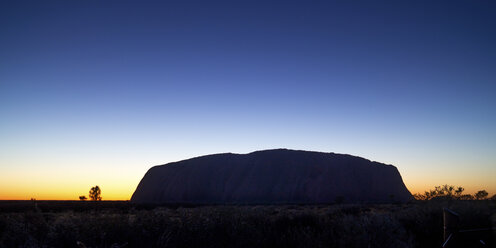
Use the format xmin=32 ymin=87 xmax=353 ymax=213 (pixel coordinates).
xmin=413 ymin=184 xmax=493 ymax=201
xmin=89 ymin=186 xmax=102 ymax=201
xmin=0 ymin=199 xmax=494 ymax=248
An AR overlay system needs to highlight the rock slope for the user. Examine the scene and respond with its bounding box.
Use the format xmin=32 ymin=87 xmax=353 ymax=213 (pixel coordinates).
xmin=131 ymin=149 xmax=412 ymax=204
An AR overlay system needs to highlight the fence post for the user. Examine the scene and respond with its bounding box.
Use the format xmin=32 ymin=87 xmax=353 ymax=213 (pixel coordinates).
xmin=442 ymin=208 xmax=459 ymax=247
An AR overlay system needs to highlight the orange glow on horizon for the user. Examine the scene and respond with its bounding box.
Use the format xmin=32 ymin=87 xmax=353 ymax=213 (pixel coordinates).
xmin=1 ymin=159 xmax=495 ymax=201
xmin=1 ymin=182 xmax=495 ymax=201
xmin=0 ymin=187 xmax=134 ymax=201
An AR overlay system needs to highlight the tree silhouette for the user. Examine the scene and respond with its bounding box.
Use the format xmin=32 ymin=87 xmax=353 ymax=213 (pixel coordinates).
xmin=89 ymin=186 xmax=102 ymax=201
xmin=419 ymin=184 xmax=458 ymax=200
xmin=454 ymin=187 xmax=464 ymax=197
xmin=474 ymin=190 xmax=488 ymax=200
xmin=413 ymin=185 xmax=475 ymax=201
xmin=79 ymin=195 xmax=87 ymax=201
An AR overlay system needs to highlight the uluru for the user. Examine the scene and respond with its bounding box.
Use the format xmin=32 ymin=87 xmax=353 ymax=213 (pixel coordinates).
xmin=131 ymin=149 xmax=412 ymax=204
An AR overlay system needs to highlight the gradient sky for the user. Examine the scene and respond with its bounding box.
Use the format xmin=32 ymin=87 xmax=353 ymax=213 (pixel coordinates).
xmin=1 ymin=1 xmax=495 ymax=200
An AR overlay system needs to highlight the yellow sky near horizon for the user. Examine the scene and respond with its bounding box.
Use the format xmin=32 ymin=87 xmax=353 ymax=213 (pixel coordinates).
xmin=1 ymin=162 xmax=494 ymax=200
xmin=1 ymin=183 xmax=494 ymax=201
xmin=1 ymin=146 xmax=495 ymax=201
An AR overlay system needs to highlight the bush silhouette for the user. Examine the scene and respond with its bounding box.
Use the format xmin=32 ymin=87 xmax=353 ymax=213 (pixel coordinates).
xmin=414 ymin=184 xmax=460 ymax=200
xmin=474 ymin=190 xmax=488 ymax=200
xmin=414 ymin=185 xmax=491 ymax=201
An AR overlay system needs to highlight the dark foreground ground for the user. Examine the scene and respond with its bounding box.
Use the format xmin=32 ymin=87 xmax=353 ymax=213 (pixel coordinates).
xmin=0 ymin=200 xmax=494 ymax=248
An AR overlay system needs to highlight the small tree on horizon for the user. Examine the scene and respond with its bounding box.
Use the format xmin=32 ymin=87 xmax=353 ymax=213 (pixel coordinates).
xmin=89 ymin=186 xmax=102 ymax=201
xmin=454 ymin=187 xmax=464 ymax=198
xmin=474 ymin=190 xmax=488 ymax=200
xmin=79 ymin=195 xmax=87 ymax=201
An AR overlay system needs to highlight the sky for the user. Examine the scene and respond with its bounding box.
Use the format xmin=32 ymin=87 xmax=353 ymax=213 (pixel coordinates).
xmin=1 ymin=0 xmax=495 ymax=200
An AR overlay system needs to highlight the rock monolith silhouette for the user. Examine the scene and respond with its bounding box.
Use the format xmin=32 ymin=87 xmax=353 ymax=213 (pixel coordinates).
xmin=131 ymin=149 xmax=412 ymax=204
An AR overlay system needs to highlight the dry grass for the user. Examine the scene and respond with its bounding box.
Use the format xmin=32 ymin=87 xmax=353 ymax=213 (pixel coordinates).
xmin=0 ymin=201 xmax=494 ymax=248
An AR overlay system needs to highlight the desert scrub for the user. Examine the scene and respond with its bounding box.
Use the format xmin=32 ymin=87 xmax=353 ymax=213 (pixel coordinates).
xmin=0 ymin=201 xmax=493 ymax=248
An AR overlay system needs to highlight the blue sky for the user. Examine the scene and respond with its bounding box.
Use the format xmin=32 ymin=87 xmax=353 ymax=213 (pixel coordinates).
xmin=1 ymin=1 xmax=495 ymax=199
